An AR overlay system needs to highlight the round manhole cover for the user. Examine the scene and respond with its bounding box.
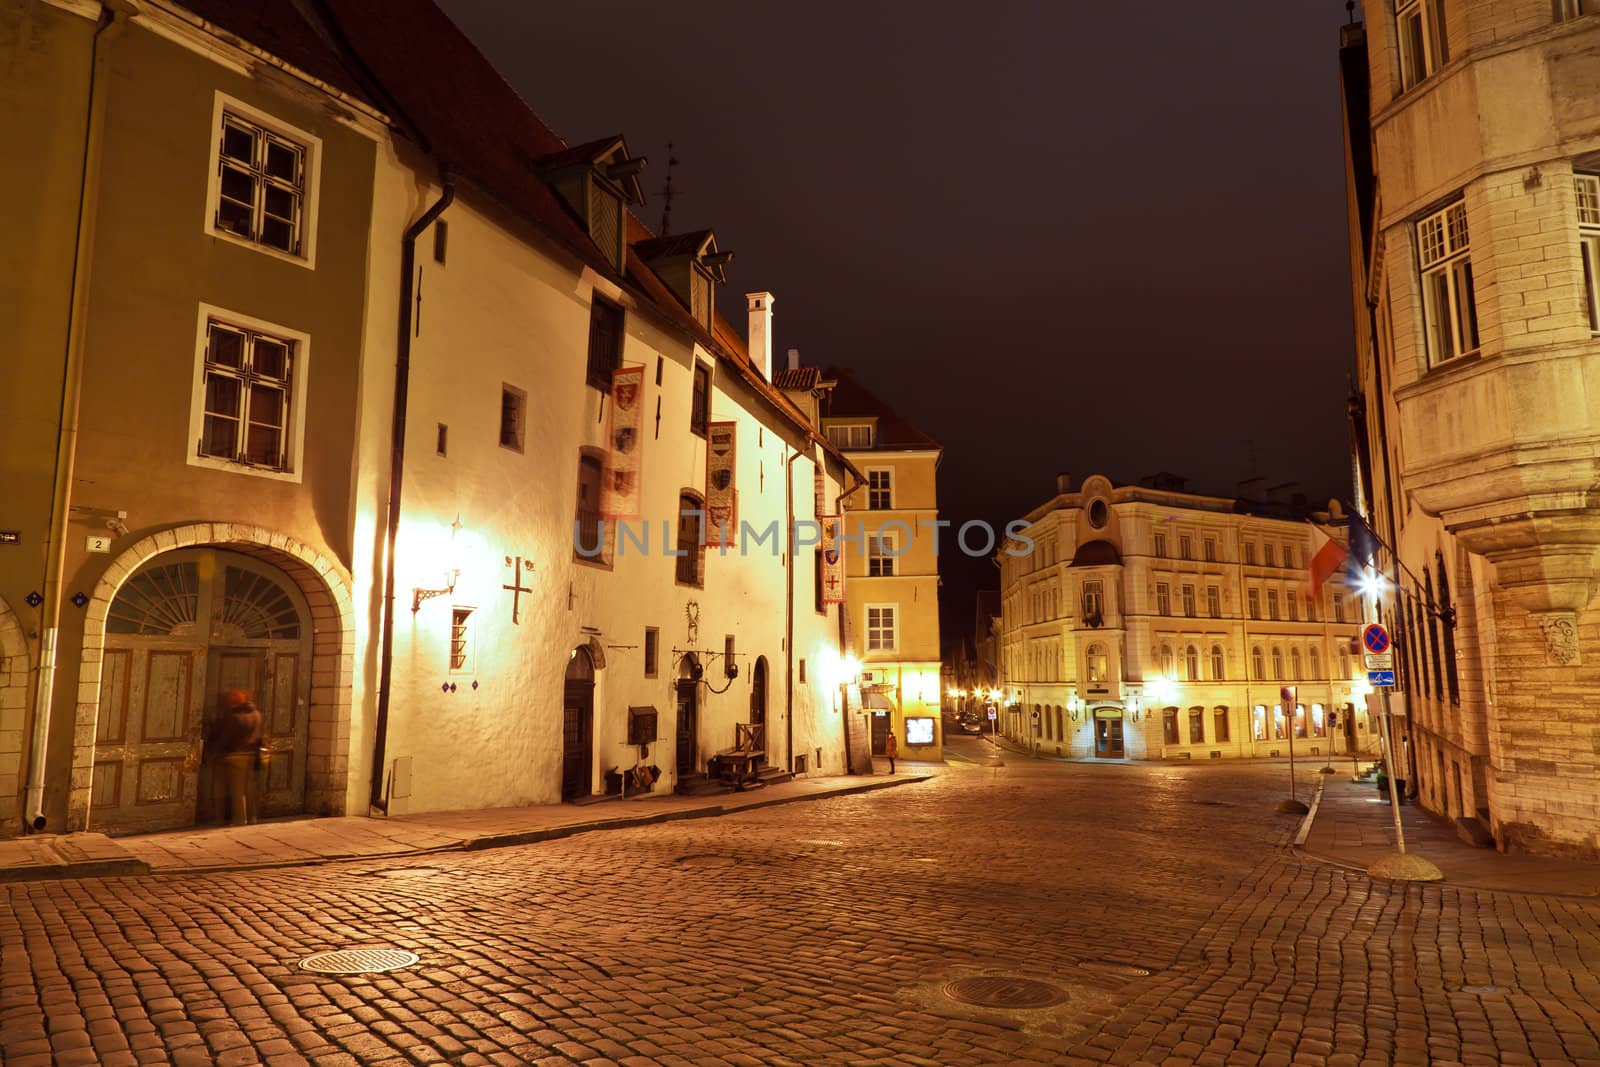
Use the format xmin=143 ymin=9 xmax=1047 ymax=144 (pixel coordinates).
xmin=299 ymin=948 xmax=419 ymax=975
xmin=1078 ymin=960 xmax=1153 ymax=979
xmin=943 ymin=976 xmax=1068 ymax=1010
xmin=674 ymin=853 xmax=736 ymax=868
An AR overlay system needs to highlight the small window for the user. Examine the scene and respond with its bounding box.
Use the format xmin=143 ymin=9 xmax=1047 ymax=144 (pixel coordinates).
xmin=433 ymin=219 xmax=448 ymax=264
xmin=724 ymin=634 xmax=736 ymax=676
xmin=644 ymin=627 xmax=659 ymax=677
xmin=676 ymin=494 xmax=705 ymax=586
xmin=813 ymin=547 xmax=825 ymax=613
xmin=868 ymin=532 xmax=897 ymax=577
xmin=587 ymin=296 xmax=625 ymax=390
xmin=867 ymin=469 xmax=893 ymax=510
xmin=436 ymin=423 xmax=448 ymax=457
xmin=798 ymin=658 xmax=807 ymax=684
xmin=1203 ymin=537 xmax=1216 ymax=562
xmin=1153 ymin=532 xmax=1167 ymax=558
xmin=449 ymin=608 xmax=472 ymax=671
xmin=575 ymin=454 xmax=606 ymax=562
xmin=825 ymin=423 xmax=874 ymax=449
xmin=500 ymin=385 xmax=526 ymax=452
xmin=690 ymin=363 xmax=711 ymax=436
xmin=1087 ymin=499 xmax=1108 ymax=529
xmin=867 ymin=604 xmax=897 ymax=651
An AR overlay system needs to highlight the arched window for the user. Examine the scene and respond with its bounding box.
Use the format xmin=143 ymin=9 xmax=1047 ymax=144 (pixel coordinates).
xmin=1187 ymin=705 xmax=1205 ymax=743
xmin=1289 ymin=647 xmax=1302 ymax=679
xmin=575 ymin=454 xmax=606 ymax=562
xmin=1184 ymin=645 xmax=1200 ymax=681
xmin=676 ymin=492 xmax=705 ymax=587
xmin=1271 ymin=647 xmax=1284 ymax=680
xmin=1086 ymin=643 xmax=1108 ymax=683
xmin=1251 ymin=646 xmax=1265 ymax=680
xmin=1309 ymin=647 xmax=1321 ymax=679
xmin=1210 ymin=644 xmax=1225 ymax=680
xmin=1213 ymin=705 xmax=1231 ymax=742
xmin=1159 ymin=643 xmax=1174 ymax=677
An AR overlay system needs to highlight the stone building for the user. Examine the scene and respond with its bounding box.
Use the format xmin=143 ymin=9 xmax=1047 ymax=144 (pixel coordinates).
xmin=1340 ymin=2 xmax=1600 ymax=854
xmin=0 ymin=0 xmax=858 ymax=836
xmin=996 ymin=475 xmax=1369 ymax=762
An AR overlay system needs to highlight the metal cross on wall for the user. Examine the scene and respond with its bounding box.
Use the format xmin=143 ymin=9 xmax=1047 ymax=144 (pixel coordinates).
xmin=502 ymin=555 xmax=535 ymax=624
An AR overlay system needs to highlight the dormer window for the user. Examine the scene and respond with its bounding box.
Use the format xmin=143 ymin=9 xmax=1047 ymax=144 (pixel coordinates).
xmin=536 ymin=135 xmax=646 ymax=274
xmin=825 ymin=422 xmax=874 ymax=449
xmin=634 ymin=230 xmax=732 ymax=331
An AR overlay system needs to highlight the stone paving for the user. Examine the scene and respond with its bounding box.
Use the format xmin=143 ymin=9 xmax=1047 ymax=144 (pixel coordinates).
xmin=3 ymin=744 xmax=1600 ymax=1065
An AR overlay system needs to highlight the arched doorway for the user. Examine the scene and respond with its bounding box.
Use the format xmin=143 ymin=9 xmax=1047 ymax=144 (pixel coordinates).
xmin=676 ymin=653 xmax=700 ymax=781
xmin=90 ymin=549 xmax=313 ymax=834
xmin=750 ymin=655 xmax=768 ymax=764
xmin=562 ymin=647 xmax=595 ymax=801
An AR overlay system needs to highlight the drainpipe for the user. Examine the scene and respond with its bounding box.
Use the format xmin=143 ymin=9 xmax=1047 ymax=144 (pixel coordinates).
xmin=834 ymin=470 xmax=865 ymax=771
xmin=370 ymin=174 xmax=454 ymax=814
xmin=784 ymin=445 xmax=806 ymax=773
xmin=24 ymin=2 xmax=129 ymax=833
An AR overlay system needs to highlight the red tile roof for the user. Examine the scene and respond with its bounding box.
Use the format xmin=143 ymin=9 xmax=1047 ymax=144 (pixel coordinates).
xmin=820 ymin=368 xmax=942 ymax=451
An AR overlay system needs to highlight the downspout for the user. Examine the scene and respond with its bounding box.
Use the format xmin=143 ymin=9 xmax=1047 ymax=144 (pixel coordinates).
xmin=25 ymin=2 xmax=129 ymax=832
xmin=834 ymin=470 xmax=866 ymax=771
xmin=784 ymin=445 xmax=806 ymax=773
xmin=370 ymin=174 xmax=454 ymax=813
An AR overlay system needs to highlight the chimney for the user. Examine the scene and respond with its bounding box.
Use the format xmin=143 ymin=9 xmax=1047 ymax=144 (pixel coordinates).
xmin=787 ymin=347 xmax=800 ymax=371
xmin=1055 ymin=472 xmax=1073 ymax=495
xmin=747 ymin=291 xmax=775 ymax=379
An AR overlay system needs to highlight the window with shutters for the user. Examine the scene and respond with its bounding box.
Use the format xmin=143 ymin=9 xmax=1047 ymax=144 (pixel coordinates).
xmin=1576 ymin=175 xmax=1600 ymax=331
xmin=1418 ymin=200 xmax=1479 ymax=365
xmin=206 ymin=96 xmax=319 ymax=264
xmin=574 ymin=453 xmax=610 ymax=565
xmin=589 ymin=178 xmax=624 ymax=269
xmin=690 ymin=363 xmax=711 ymax=437
xmin=586 ymin=296 xmax=625 ymax=390
xmin=188 ymin=307 xmax=308 ymax=480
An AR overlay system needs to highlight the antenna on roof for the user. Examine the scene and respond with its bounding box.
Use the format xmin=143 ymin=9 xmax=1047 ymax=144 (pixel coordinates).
xmin=659 ymin=141 xmax=680 ymax=236
xmin=1345 ymin=0 xmax=1356 ymax=25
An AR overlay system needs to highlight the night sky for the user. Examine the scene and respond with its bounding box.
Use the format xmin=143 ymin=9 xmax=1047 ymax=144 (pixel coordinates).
xmin=436 ymin=0 xmax=1359 ymax=650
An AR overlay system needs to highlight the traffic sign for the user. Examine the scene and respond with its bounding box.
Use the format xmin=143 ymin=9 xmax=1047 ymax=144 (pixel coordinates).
xmin=1367 ymin=669 xmax=1396 ymax=687
xmin=986 ymin=709 xmax=997 ymax=720
xmin=1362 ymin=623 xmax=1391 ymax=655
xmin=1363 ymin=652 xmax=1394 ymax=670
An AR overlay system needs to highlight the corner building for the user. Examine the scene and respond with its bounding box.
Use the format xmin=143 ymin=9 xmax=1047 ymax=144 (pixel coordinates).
xmin=997 ymin=475 xmax=1369 ymax=762
xmin=1341 ymin=1 xmax=1600 ymax=854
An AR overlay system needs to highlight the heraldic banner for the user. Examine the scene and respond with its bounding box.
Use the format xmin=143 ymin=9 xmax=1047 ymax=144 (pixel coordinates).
xmin=602 ymin=366 xmax=645 ymax=519
xmin=705 ymin=420 xmax=737 ymax=546
xmin=821 ymin=514 xmax=846 ymax=603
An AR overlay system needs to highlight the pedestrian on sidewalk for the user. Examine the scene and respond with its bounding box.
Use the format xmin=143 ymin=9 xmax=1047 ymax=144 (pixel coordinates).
xmin=218 ymin=689 xmax=264 ymax=826
xmin=885 ymin=730 xmax=898 ymax=774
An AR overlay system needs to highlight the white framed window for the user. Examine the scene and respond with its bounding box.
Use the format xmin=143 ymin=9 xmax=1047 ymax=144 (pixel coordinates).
xmin=866 ymin=604 xmax=897 ymax=651
xmin=1206 ymin=586 xmax=1221 ymax=618
xmin=1082 ymin=579 xmax=1103 ymax=621
xmin=1155 ymin=582 xmax=1171 ymax=616
xmin=868 ymin=531 xmax=898 ymax=577
xmin=826 ymin=422 xmax=874 ymax=449
xmin=866 ymin=468 xmax=893 ymax=510
xmin=187 ymin=304 xmax=309 ymax=482
xmin=1418 ymin=200 xmax=1479 ymax=364
xmin=1153 ymin=532 xmax=1167 ymax=558
xmin=204 ymin=93 xmax=321 ymax=267
xmin=1577 ymin=174 xmax=1600 ymax=332
xmin=1396 ymin=0 xmax=1449 ymax=91
xmin=1086 ymin=643 xmax=1109 ymax=683
xmin=1181 ymin=584 xmax=1196 ymax=617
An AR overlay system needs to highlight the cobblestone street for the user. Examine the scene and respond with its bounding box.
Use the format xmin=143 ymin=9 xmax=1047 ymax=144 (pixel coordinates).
xmin=4 ymin=748 xmax=1600 ymax=1066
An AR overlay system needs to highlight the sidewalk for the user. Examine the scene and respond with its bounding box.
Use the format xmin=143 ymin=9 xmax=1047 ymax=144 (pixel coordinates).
xmin=1300 ymin=772 xmax=1600 ymax=896
xmin=0 ymin=772 xmax=929 ymax=883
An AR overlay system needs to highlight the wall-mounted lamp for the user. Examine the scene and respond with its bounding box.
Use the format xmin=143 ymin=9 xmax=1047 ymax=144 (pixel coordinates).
xmin=413 ymin=516 xmax=465 ymax=611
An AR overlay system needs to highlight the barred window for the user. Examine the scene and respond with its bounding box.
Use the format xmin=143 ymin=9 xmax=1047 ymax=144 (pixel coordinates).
xmin=586 ymin=296 xmax=625 ymax=391
xmin=199 ymin=320 xmax=294 ymax=470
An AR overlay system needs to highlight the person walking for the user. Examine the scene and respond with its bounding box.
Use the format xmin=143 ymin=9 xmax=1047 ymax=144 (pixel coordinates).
xmin=884 ymin=729 xmax=898 ymax=774
xmin=218 ymin=688 xmax=264 ymax=826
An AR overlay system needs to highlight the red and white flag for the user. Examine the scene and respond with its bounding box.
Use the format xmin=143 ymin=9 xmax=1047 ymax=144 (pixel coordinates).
xmin=1306 ymin=523 xmax=1348 ymax=599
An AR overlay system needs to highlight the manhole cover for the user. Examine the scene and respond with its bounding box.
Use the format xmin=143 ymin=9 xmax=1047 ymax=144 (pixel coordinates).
xmin=1078 ymin=960 xmax=1153 ymax=979
xmin=299 ymin=948 xmax=419 ymax=975
xmin=369 ymin=866 xmax=440 ymax=879
xmin=674 ymin=853 xmax=736 ymax=868
xmin=942 ymin=976 xmax=1068 ymax=1009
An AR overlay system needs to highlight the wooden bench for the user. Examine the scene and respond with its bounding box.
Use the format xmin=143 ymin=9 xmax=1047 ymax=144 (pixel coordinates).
xmin=709 ymin=749 xmax=761 ymax=790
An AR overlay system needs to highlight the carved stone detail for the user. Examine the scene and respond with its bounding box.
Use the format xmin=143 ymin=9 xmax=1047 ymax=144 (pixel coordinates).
xmin=1535 ymin=612 xmax=1580 ymax=666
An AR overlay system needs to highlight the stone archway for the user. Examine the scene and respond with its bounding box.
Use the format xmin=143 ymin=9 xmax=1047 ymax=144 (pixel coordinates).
xmin=69 ymin=524 xmax=354 ymax=832
xmin=0 ymin=598 xmax=30 ymax=834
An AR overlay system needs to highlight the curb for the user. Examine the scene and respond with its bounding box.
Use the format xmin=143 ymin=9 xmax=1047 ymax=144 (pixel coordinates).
xmin=1293 ymin=776 xmax=1325 ymax=848
xmin=15 ymin=774 xmax=932 ymax=882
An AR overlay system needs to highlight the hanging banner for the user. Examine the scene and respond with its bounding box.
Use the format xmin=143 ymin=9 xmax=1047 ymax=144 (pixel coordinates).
xmin=602 ymin=366 xmax=645 ymax=519
xmin=814 ymin=467 xmax=827 ymax=520
xmin=705 ymin=421 xmax=737 ymax=546
xmin=821 ymin=514 xmax=846 ymax=603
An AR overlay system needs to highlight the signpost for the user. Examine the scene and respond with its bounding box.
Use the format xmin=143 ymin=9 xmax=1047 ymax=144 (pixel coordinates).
xmin=1280 ymin=684 xmax=1304 ymax=813
xmin=1363 ymin=622 xmax=1409 ymax=854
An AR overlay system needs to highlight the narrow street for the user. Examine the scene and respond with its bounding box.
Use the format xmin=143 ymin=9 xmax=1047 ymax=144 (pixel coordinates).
xmin=5 ymin=756 xmax=1600 ymax=1065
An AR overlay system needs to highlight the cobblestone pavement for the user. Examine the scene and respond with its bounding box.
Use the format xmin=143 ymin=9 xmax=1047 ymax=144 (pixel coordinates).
xmin=4 ymin=748 xmax=1600 ymax=1066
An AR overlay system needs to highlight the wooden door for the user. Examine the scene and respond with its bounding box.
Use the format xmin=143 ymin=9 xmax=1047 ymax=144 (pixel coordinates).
xmin=562 ymin=683 xmax=593 ymax=801
xmin=870 ymin=711 xmax=889 ymax=755
xmin=676 ymin=681 xmax=697 ymax=778
xmin=92 ymin=644 xmax=204 ymax=834
xmin=749 ymin=657 xmax=767 ymax=762
xmin=1095 ymin=716 xmax=1125 ymax=758
xmin=197 ymin=649 xmax=262 ymax=824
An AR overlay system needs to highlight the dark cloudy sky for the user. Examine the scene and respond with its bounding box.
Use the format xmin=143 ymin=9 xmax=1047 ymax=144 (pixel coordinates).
xmin=438 ymin=0 xmax=1359 ymax=647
